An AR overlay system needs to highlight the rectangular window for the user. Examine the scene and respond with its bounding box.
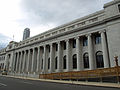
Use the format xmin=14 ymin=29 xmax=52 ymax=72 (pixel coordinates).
xmin=55 ymin=57 xmax=58 ymax=69
xmin=56 ymin=44 xmax=58 ymax=51
xmin=118 ymin=4 xmax=120 ymax=12
xmin=48 ymin=46 xmax=50 ymax=52
xmin=95 ymin=34 xmax=101 ymax=44
xmin=73 ymin=39 xmax=76 ymax=48
xmin=41 ymin=59 xmax=43 ymax=69
xmin=83 ymin=37 xmax=88 ymax=46
xmin=48 ymin=58 xmax=50 ymax=69
xmin=64 ymin=42 xmax=66 ymax=50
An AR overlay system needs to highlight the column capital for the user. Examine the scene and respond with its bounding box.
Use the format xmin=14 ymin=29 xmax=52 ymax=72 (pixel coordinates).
xmin=99 ymin=30 xmax=106 ymax=34
xmin=57 ymin=41 xmax=61 ymax=44
xmin=65 ymin=39 xmax=69 ymax=42
xmin=74 ymin=36 xmax=80 ymax=40
xmin=49 ymin=43 xmax=53 ymax=46
xmin=86 ymin=33 xmax=92 ymax=37
xmin=43 ymin=45 xmax=46 ymax=48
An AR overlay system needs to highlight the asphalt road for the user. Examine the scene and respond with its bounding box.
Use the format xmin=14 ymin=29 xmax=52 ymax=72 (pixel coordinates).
xmin=0 ymin=76 xmax=119 ymax=90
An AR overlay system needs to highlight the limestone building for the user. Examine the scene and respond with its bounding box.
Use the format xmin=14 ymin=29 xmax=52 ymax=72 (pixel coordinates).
xmin=0 ymin=0 xmax=120 ymax=77
xmin=0 ymin=48 xmax=6 ymax=71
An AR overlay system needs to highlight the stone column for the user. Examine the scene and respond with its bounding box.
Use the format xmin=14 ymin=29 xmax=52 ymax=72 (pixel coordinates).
xmin=36 ymin=47 xmax=40 ymax=73
xmin=11 ymin=52 xmax=15 ymax=72
xmin=19 ymin=51 xmax=23 ymax=73
xmin=101 ymin=31 xmax=110 ymax=68
xmin=16 ymin=52 xmax=20 ymax=72
xmin=66 ymin=39 xmax=72 ymax=71
xmin=58 ymin=41 xmax=62 ymax=72
xmin=76 ymin=37 xmax=83 ymax=71
xmin=88 ymin=34 xmax=95 ymax=70
xmin=50 ymin=43 xmax=54 ymax=73
xmin=5 ymin=54 xmax=9 ymax=71
xmin=43 ymin=45 xmax=46 ymax=74
xmin=26 ymin=49 xmax=30 ymax=73
xmin=31 ymin=48 xmax=35 ymax=73
xmin=12 ymin=52 xmax=17 ymax=72
xmin=14 ymin=53 xmax=18 ymax=72
xmin=22 ymin=51 xmax=26 ymax=73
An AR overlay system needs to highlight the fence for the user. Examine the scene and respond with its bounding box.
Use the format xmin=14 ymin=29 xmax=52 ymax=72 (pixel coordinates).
xmin=39 ymin=66 xmax=120 ymax=82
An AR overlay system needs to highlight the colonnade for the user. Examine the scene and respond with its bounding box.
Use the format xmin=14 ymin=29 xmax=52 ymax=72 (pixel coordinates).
xmin=10 ymin=31 xmax=110 ymax=74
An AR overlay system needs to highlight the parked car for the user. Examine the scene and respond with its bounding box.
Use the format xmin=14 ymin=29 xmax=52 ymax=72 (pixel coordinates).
xmin=2 ymin=70 xmax=7 ymax=75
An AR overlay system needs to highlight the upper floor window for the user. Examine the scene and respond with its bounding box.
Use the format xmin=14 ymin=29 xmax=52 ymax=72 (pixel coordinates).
xmin=48 ymin=45 xmax=50 ymax=52
xmin=95 ymin=34 xmax=101 ymax=44
xmin=56 ymin=44 xmax=58 ymax=51
xmin=73 ymin=39 xmax=76 ymax=48
xmin=83 ymin=37 xmax=88 ymax=46
xmin=63 ymin=41 xmax=66 ymax=50
xmin=118 ymin=4 xmax=120 ymax=12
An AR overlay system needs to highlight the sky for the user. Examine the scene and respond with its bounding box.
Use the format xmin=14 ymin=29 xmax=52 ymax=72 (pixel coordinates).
xmin=0 ymin=0 xmax=113 ymax=46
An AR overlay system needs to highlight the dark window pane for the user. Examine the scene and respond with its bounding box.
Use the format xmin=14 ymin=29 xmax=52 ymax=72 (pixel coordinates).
xmin=73 ymin=39 xmax=76 ymax=48
xmin=64 ymin=42 xmax=66 ymax=50
xmin=96 ymin=51 xmax=104 ymax=68
xmin=55 ymin=57 xmax=58 ymax=69
xmin=83 ymin=53 xmax=89 ymax=68
xmin=56 ymin=44 xmax=58 ymax=51
xmin=63 ymin=56 xmax=66 ymax=69
xmin=48 ymin=58 xmax=50 ymax=69
xmin=41 ymin=59 xmax=43 ymax=69
xmin=73 ymin=54 xmax=77 ymax=69
xmin=95 ymin=34 xmax=101 ymax=44
xmin=48 ymin=46 xmax=50 ymax=52
xmin=83 ymin=37 xmax=88 ymax=46
xmin=118 ymin=4 xmax=120 ymax=12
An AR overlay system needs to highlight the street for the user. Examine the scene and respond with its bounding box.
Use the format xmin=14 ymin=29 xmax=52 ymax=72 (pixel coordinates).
xmin=0 ymin=76 xmax=119 ymax=90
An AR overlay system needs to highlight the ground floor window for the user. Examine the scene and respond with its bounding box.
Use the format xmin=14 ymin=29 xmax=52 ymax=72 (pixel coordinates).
xmin=63 ymin=56 xmax=66 ymax=69
xmin=83 ymin=53 xmax=89 ymax=68
xmin=96 ymin=51 xmax=104 ymax=68
xmin=73 ymin=54 xmax=77 ymax=69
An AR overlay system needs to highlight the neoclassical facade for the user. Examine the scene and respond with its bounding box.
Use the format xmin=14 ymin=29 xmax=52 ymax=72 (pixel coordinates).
xmin=0 ymin=0 xmax=120 ymax=77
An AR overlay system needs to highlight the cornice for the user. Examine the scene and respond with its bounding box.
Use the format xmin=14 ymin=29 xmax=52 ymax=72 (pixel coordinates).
xmin=104 ymin=0 xmax=120 ymax=8
xmin=6 ymin=14 xmax=120 ymax=51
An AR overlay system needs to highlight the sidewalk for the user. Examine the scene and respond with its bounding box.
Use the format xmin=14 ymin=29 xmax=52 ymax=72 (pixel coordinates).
xmin=2 ymin=75 xmax=120 ymax=88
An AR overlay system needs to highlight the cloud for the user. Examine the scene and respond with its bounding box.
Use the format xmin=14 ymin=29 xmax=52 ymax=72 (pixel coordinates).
xmin=20 ymin=0 xmax=111 ymax=27
xmin=0 ymin=33 xmax=12 ymax=45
